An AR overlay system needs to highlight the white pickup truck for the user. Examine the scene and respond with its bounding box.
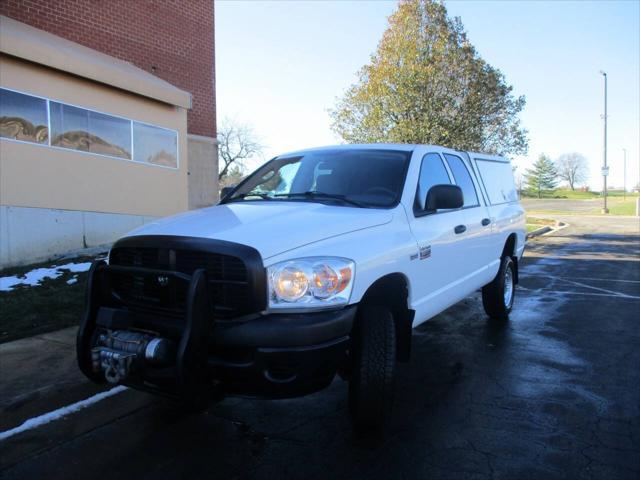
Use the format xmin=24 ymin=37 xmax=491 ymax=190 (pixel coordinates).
xmin=77 ymin=144 xmax=525 ymax=431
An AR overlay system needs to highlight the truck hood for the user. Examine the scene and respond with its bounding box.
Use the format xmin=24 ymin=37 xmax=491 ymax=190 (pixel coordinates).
xmin=126 ymin=202 xmax=393 ymax=260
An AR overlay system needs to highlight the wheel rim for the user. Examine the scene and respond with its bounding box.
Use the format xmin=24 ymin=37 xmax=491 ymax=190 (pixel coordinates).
xmin=503 ymin=266 xmax=514 ymax=307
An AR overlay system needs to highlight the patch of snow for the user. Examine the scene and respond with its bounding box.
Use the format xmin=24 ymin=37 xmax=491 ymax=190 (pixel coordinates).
xmin=0 ymin=262 xmax=92 ymax=292
xmin=57 ymin=262 xmax=92 ymax=273
xmin=0 ymin=386 xmax=127 ymax=441
xmin=0 ymin=276 xmax=26 ymax=291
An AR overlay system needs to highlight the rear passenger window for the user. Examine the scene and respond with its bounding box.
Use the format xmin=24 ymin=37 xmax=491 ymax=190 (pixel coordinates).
xmin=443 ymin=154 xmax=479 ymax=208
xmin=415 ymin=153 xmax=451 ymax=210
xmin=475 ymin=159 xmax=518 ymax=204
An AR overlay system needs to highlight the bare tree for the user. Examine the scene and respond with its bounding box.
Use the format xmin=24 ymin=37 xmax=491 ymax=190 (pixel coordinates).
xmin=217 ymin=118 xmax=263 ymax=181
xmin=555 ymin=152 xmax=588 ymax=190
xmin=219 ymin=165 xmax=245 ymax=190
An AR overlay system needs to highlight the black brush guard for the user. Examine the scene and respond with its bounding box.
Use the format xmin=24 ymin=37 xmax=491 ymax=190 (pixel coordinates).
xmin=77 ymin=235 xmax=266 ymax=401
xmin=76 ymin=236 xmax=356 ymax=400
xmin=77 ymin=260 xmax=215 ymax=401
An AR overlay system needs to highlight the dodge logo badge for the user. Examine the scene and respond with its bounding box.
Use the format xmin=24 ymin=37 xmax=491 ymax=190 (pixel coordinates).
xmin=157 ymin=276 xmax=170 ymax=287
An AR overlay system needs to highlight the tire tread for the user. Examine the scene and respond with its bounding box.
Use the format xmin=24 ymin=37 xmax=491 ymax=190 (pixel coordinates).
xmin=349 ymin=305 xmax=396 ymax=432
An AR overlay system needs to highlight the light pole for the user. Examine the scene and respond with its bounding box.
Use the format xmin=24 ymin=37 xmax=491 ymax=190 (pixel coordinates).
xmin=623 ymin=148 xmax=627 ymax=201
xmin=599 ymin=70 xmax=609 ymax=213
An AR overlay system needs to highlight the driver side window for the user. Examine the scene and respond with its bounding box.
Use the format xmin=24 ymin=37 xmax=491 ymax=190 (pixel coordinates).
xmin=415 ymin=153 xmax=452 ymax=211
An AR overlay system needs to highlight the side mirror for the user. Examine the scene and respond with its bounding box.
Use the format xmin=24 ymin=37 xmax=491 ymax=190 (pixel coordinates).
xmin=220 ymin=186 xmax=236 ymax=200
xmin=425 ymin=184 xmax=463 ymax=211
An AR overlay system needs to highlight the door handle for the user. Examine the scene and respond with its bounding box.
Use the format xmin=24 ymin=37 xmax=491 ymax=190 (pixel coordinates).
xmin=454 ymin=225 xmax=467 ymax=234
xmin=481 ymin=218 xmax=491 ymax=226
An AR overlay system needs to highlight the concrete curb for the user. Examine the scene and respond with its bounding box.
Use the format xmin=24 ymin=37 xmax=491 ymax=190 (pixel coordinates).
xmin=526 ymin=226 xmax=552 ymax=239
xmin=526 ymin=221 xmax=567 ymax=239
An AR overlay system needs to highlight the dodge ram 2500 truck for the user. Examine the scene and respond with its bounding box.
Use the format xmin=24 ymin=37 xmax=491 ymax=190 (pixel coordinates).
xmin=77 ymin=144 xmax=525 ymax=431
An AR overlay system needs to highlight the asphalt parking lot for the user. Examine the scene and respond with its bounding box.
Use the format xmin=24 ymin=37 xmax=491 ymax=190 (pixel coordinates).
xmin=1 ymin=215 xmax=639 ymax=480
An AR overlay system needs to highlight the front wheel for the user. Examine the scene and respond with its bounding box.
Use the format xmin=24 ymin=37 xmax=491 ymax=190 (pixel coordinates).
xmin=482 ymin=256 xmax=516 ymax=321
xmin=348 ymin=305 xmax=396 ymax=432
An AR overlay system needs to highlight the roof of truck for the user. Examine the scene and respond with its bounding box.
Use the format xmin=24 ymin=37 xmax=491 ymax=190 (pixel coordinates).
xmin=277 ymin=144 xmax=507 ymax=161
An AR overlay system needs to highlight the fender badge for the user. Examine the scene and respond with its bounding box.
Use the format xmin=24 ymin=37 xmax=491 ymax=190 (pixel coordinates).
xmin=410 ymin=253 xmax=419 ymax=261
xmin=419 ymin=246 xmax=432 ymax=260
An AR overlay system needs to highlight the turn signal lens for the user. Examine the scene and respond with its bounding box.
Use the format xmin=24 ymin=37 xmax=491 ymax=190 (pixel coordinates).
xmin=311 ymin=264 xmax=339 ymax=299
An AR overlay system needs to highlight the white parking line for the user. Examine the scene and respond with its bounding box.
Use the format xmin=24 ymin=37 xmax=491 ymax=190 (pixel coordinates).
xmin=520 ymin=273 xmax=640 ymax=299
xmin=523 ymin=273 xmax=640 ymax=283
xmin=556 ymin=277 xmax=637 ymax=298
xmin=518 ymin=286 xmax=640 ymax=300
xmin=555 ymin=276 xmax=640 ymax=284
xmin=0 ymin=386 xmax=127 ymax=442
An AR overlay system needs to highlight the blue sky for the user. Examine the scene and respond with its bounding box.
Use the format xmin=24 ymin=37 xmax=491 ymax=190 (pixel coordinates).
xmin=216 ymin=0 xmax=639 ymax=190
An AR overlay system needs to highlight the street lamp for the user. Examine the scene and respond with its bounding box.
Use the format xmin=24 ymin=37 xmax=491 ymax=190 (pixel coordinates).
xmin=599 ymin=70 xmax=609 ymax=214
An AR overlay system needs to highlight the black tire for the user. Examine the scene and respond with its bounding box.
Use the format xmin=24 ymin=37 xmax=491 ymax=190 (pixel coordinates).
xmin=482 ymin=256 xmax=516 ymax=321
xmin=348 ymin=305 xmax=396 ymax=432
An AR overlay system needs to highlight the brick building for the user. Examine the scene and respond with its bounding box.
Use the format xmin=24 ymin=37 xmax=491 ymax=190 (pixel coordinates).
xmin=0 ymin=1 xmax=218 ymax=267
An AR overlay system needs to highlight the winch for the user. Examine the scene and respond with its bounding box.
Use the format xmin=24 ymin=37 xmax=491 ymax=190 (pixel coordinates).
xmin=92 ymin=330 xmax=176 ymax=384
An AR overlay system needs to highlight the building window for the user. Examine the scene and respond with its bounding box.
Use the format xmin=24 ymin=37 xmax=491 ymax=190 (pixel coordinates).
xmin=0 ymin=87 xmax=178 ymax=169
xmin=50 ymin=102 xmax=132 ymax=159
xmin=0 ymin=89 xmax=48 ymax=144
xmin=133 ymin=122 xmax=177 ymax=168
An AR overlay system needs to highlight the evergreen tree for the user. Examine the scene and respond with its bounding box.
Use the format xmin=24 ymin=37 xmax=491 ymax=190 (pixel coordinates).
xmin=524 ymin=154 xmax=558 ymax=198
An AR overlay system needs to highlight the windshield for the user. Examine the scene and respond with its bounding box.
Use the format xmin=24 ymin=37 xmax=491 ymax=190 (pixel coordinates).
xmin=223 ymin=149 xmax=411 ymax=208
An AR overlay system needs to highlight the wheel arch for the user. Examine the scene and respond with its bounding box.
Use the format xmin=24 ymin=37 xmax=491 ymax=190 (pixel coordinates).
xmin=357 ymin=273 xmax=415 ymax=362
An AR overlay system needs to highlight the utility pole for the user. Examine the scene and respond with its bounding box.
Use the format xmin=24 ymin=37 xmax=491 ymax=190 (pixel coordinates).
xmin=623 ymin=148 xmax=627 ymax=201
xmin=600 ymin=71 xmax=609 ymax=214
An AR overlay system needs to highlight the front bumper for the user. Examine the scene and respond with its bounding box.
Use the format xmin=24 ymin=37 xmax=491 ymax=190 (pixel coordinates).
xmin=77 ymin=261 xmax=356 ymax=400
xmin=209 ymin=308 xmax=356 ymax=397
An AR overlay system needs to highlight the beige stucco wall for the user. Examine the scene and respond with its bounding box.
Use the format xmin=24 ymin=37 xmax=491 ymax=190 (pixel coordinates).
xmin=187 ymin=134 xmax=219 ymax=209
xmin=0 ymin=54 xmax=189 ymax=218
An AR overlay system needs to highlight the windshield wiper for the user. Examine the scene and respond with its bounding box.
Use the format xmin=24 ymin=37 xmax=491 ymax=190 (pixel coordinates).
xmin=224 ymin=192 xmax=272 ymax=203
xmin=274 ymin=191 xmax=365 ymax=208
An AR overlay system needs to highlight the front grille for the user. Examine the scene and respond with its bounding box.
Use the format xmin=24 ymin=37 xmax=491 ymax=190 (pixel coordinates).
xmin=109 ymin=245 xmax=257 ymax=320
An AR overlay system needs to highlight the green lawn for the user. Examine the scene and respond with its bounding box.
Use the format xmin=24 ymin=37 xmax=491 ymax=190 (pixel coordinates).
xmin=0 ymin=255 xmax=98 ymax=343
xmin=525 ymin=196 xmax=639 ymax=216
xmin=521 ymin=188 xmax=632 ymax=200
xmin=606 ymin=198 xmax=638 ymax=215
xmin=521 ymin=189 xmax=599 ymax=199
xmin=526 ymin=217 xmax=556 ymax=225
xmin=525 ymin=217 xmax=555 ymax=233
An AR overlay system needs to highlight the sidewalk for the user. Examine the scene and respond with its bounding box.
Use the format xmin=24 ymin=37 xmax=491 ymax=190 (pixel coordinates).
xmin=0 ymin=326 xmax=108 ymax=432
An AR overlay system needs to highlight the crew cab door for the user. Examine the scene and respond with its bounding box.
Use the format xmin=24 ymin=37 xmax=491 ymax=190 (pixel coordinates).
xmin=441 ymin=151 xmax=497 ymax=290
xmin=405 ymin=151 xmax=473 ymax=325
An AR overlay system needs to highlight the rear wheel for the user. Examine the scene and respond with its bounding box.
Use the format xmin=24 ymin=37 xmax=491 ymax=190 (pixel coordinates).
xmin=348 ymin=305 xmax=396 ymax=432
xmin=482 ymin=256 xmax=516 ymax=321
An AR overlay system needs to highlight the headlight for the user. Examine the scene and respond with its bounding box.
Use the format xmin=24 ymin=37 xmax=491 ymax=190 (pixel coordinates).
xmin=268 ymin=257 xmax=355 ymax=310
